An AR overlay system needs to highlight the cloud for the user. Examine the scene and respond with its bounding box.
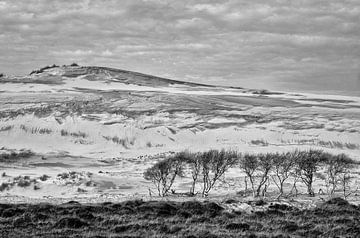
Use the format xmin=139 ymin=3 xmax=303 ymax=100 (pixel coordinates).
xmin=0 ymin=0 xmax=359 ymax=94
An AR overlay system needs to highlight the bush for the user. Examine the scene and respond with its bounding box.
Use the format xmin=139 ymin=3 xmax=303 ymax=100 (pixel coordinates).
xmin=17 ymin=179 xmax=31 ymax=188
xmin=0 ymin=182 xmax=11 ymax=192
xmin=54 ymin=217 xmax=88 ymax=229
xmin=39 ymin=174 xmax=50 ymax=181
xmin=70 ymin=63 xmax=79 ymax=67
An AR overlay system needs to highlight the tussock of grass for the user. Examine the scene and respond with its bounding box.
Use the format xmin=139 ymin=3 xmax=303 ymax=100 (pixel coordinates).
xmin=103 ymin=135 xmax=135 ymax=148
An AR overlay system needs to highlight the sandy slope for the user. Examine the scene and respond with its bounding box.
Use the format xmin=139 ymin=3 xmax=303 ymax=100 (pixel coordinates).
xmin=0 ymin=65 xmax=359 ymax=202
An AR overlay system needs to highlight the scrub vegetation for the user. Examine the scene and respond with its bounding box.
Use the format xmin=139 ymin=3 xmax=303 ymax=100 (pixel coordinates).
xmin=144 ymin=149 xmax=358 ymax=199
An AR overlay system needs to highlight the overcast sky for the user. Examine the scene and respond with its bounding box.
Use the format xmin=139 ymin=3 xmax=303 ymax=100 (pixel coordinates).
xmin=0 ymin=0 xmax=359 ymax=94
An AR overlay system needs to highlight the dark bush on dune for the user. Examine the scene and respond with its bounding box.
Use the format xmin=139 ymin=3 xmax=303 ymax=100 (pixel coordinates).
xmin=39 ymin=174 xmax=50 ymax=181
xmin=181 ymin=200 xmax=205 ymax=215
xmin=73 ymin=208 xmax=95 ymax=220
xmin=325 ymin=197 xmax=350 ymax=206
xmin=12 ymin=214 xmax=33 ymax=227
xmin=0 ymin=182 xmax=11 ymax=192
xmin=225 ymin=222 xmax=250 ymax=231
xmin=1 ymin=207 xmax=24 ymax=218
xmin=29 ymin=64 xmax=59 ymax=75
xmin=54 ymin=216 xmax=89 ymax=229
xmin=204 ymin=202 xmax=224 ymax=216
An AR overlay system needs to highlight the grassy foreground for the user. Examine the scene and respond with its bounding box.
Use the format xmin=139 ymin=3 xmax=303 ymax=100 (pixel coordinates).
xmin=0 ymin=198 xmax=359 ymax=238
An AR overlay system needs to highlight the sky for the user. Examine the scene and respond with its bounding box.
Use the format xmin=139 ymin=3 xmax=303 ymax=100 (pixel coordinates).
xmin=0 ymin=0 xmax=359 ymax=95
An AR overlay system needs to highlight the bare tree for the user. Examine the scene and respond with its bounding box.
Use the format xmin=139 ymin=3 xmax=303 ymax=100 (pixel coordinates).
xmin=239 ymin=154 xmax=258 ymax=197
xmin=143 ymin=156 xmax=184 ymax=196
xmin=295 ymin=149 xmax=327 ymax=196
xmin=239 ymin=153 xmax=273 ymax=197
xmin=172 ymin=151 xmax=201 ymax=196
xmin=187 ymin=153 xmax=202 ymax=195
xmin=324 ymin=154 xmax=354 ymax=196
xmin=271 ymin=151 xmax=296 ymax=198
xmin=200 ymin=149 xmax=238 ymax=197
xmin=254 ymin=153 xmax=273 ymax=197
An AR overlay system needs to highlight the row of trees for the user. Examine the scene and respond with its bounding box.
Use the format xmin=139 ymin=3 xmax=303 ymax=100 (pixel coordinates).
xmin=144 ymin=149 xmax=357 ymax=198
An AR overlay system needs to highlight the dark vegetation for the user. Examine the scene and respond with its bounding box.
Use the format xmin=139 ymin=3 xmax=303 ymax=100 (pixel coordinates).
xmin=0 ymin=176 xmax=37 ymax=192
xmin=0 ymin=198 xmax=359 ymax=237
xmin=29 ymin=64 xmax=59 ymax=75
xmin=20 ymin=125 xmax=52 ymax=134
xmin=60 ymin=129 xmax=87 ymax=138
xmin=144 ymin=149 xmax=358 ymax=199
xmin=0 ymin=149 xmax=34 ymax=162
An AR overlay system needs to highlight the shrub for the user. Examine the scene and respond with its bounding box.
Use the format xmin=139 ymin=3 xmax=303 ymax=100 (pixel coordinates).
xmin=54 ymin=217 xmax=88 ymax=229
xmin=17 ymin=179 xmax=31 ymax=187
xmin=70 ymin=63 xmax=79 ymax=67
xmin=0 ymin=182 xmax=11 ymax=192
xmin=39 ymin=174 xmax=50 ymax=181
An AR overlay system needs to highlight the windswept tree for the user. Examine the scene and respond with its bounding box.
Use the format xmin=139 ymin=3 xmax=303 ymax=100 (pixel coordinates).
xmin=254 ymin=153 xmax=274 ymax=197
xmin=271 ymin=151 xmax=296 ymax=198
xmin=183 ymin=152 xmax=202 ymax=195
xmin=200 ymin=149 xmax=238 ymax=197
xmin=324 ymin=154 xmax=354 ymax=196
xmin=239 ymin=154 xmax=258 ymax=197
xmin=296 ymin=149 xmax=327 ymax=196
xmin=171 ymin=151 xmax=201 ymax=196
xmin=144 ymin=156 xmax=185 ymax=196
xmin=239 ymin=153 xmax=273 ymax=197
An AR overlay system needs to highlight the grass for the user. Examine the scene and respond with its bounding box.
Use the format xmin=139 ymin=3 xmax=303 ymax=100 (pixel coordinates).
xmin=20 ymin=125 xmax=52 ymax=135
xmin=60 ymin=129 xmax=87 ymax=138
xmin=103 ymin=136 xmax=135 ymax=149
xmin=0 ymin=198 xmax=358 ymax=237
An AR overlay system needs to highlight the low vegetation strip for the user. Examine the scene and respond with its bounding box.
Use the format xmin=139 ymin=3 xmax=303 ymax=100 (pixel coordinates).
xmin=0 ymin=198 xmax=359 ymax=237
